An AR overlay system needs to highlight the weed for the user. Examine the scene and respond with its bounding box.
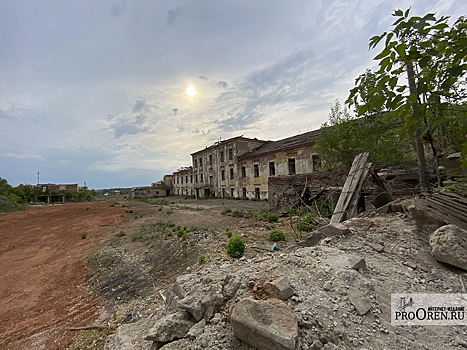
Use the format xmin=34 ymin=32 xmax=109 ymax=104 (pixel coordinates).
xmin=116 ymin=231 xmax=126 ymax=237
xmin=226 ymin=227 xmax=233 ymax=238
xmin=131 ymin=232 xmax=144 ymax=242
xmin=120 ymin=214 xmax=123 ymax=217
xmin=221 ymin=207 xmax=232 ymax=215
xmin=159 ymin=207 xmax=162 ymax=211
xmin=113 ymin=312 xmax=117 ymax=320
xmin=203 ymin=227 xmax=208 ymax=231
xmin=81 ymin=233 xmax=87 ymax=239
xmin=232 ymin=209 xmax=243 ymax=217
xmin=267 ymin=213 xmax=279 ymax=223
xmin=226 ymin=236 xmax=245 ymax=259
xmin=198 ymin=255 xmax=207 ymax=264
xmin=297 ymin=214 xmax=316 ymax=232
xmin=134 ymin=214 xmax=139 ymax=219
xmin=110 ymin=204 xmax=115 ymax=207
xmin=183 ymin=249 xmax=188 ymax=258
xmin=269 ymin=229 xmax=285 ymax=241
xmin=167 ymin=209 xmax=174 ymax=215
xmin=126 ymin=209 xmax=134 ymax=213
xmin=86 ymin=206 xmax=90 ymax=210
xmin=121 ymin=203 xmax=127 ymax=207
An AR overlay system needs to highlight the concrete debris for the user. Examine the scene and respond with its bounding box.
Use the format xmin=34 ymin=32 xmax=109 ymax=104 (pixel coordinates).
xmin=346 ymin=218 xmax=373 ymax=231
xmin=105 ymin=317 xmax=155 ymax=350
xmin=430 ymin=224 xmax=467 ymax=270
xmin=319 ymin=223 xmax=351 ymax=236
xmin=331 ymin=253 xmax=367 ymax=271
xmin=263 ymin=276 xmax=295 ymax=301
xmin=145 ymin=311 xmax=195 ymax=344
xmin=187 ymin=319 xmax=206 ymax=339
xmin=347 ymin=287 xmax=371 ymax=315
xmin=364 ymin=242 xmax=384 ymax=253
xmin=231 ymin=297 xmax=298 ymax=350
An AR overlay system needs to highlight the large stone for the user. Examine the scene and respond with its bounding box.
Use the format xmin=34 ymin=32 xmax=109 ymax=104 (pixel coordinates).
xmin=231 ymin=297 xmax=298 ymax=350
xmin=347 ymin=218 xmax=374 ymax=231
xmin=318 ymin=223 xmax=350 ymax=236
xmin=263 ymin=276 xmax=295 ymax=301
xmin=347 ymin=287 xmax=371 ymax=315
xmin=178 ymin=283 xmax=225 ymax=321
xmin=105 ymin=317 xmax=155 ymax=350
xmin=332 ymin=254 xmax=367 ymax=271
xmin=145 ymin=311 xmax=195 ymax=344
xmin=430 ymin=225 xmax=467 ymax=270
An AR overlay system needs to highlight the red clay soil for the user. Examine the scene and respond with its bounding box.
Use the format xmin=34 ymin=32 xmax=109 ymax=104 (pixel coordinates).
xmin=0 ymin=202 xmax=126 ymax=350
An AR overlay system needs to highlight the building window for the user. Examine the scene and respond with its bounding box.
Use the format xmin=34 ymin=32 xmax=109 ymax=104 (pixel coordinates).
xmin=209 ymin=154 xmax=212 ymax=165
xmin=221 ymin=170 xmax=225 ymax=180
xmin=255 ymin=188 xmax=260 ymax=199
xmin=194 ymin=159 xmax=197 ymax=168
xmin=269 ymin=162 xmax=275 ymax=176
xmin=254 ymin=164 xmax=259 ymax=177
xmin=231 ymin=188 xmax=234 ymax=197
xmin=200 ymin=157 xmax=203 ymax=167
xmin=229 ymin=148 xmax=233 ymax=160
xmin=190 ymin=175 xmax=193 ymax=183
xmin=312 ymin=155 xmax=320 ymax=170
xmin=243 ymin=188 xmax=247 ymax=198
xmin=185 ymin=176 xmax=188 ymax=183
xmin=230 ymin=168 xmax=234 ymax=180
xmin=200 ymin=173 xmax=203 ymax=182
xmin=195 ymin=174 xmax=198 ymax=183
xmin=177 ymin=177 xmax=179 ymax=184
xmin=288 ymin=158 xmax=296 ymax=174
xmin=220 ymin=151 xmax=224 ymax=162
xmin=210 ymin=176 xmax=214 ymax=185
xmin=242 ymin=166 xmax=246 ymax=178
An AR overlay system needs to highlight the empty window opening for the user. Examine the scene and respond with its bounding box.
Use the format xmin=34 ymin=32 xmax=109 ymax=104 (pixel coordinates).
xmin=269 ymin=162 xmax=275 ymax=176
xmin=288 ymin=158 xmax=296 ymax=174
xmin=254 ymin=164 xmax=259 ymax=177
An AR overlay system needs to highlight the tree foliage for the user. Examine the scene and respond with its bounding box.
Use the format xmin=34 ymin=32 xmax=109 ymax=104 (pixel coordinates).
xmin=347 ymin=9 xmax=467 ymax=169
xmin=314 ymin=99 xmax=414 ymax=170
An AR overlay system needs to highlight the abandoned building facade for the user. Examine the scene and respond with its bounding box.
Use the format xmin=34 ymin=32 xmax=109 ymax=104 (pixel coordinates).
xmin=170 ymin=130 xmax=321 ymax=200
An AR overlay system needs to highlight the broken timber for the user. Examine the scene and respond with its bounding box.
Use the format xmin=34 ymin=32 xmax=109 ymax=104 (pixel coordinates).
xmin=418 ymin=191 xmax=467 ymax=231
xmin=330 ymin=152 xmax=371 ymax=223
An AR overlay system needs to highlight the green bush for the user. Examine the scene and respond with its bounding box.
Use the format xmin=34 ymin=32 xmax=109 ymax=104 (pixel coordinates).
xmin=131 ymin=232 xmax=144 ymax=242
xmin=269 ymin=229 xmax=285 ymax=241
xmin=86 ymin=206 xmax=90 ymax=210
xmin=116 ymin=231 xmax=126 ymax=237
xmin=226 ymin=236 xmax=245 ymax=259
xmin=221 ymin=207 xmax=232 ymax=215
xmin=297 ymin=214 xmax=316 ymax=232
xmin=267 ymin=213 xmax=279 ymax=222
xmin=81 ymin=233 xmax=87 ymax=239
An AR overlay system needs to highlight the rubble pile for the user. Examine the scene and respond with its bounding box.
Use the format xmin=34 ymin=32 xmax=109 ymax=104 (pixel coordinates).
xmin=105 ymin=208 xmax=467 ymax=350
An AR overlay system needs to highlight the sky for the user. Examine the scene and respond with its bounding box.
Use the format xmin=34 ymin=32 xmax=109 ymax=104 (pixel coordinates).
xmin=1 ymin=0 xmax=465 ymax=189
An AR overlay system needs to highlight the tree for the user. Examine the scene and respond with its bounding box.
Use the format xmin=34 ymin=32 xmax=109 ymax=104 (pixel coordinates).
xmin=347 ymin=9 xmax=467 ymax=189
xmin=314 ymin=99 xmax=414 ymax=170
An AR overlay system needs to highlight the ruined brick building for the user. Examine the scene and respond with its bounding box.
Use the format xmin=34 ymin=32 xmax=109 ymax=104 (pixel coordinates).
xmin=171 ymin=129 xmax=321 ymax=199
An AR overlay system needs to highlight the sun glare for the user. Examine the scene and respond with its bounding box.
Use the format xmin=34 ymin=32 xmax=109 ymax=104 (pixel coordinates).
xmin=186 ymin=85 xmax=196 ymax=97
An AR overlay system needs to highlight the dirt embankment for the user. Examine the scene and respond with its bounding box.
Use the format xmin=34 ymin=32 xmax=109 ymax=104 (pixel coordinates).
xmin=0 ymin=202 xmax=127 ymax=350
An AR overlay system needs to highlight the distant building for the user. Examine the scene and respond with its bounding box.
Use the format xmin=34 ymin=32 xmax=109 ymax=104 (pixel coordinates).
xmin=38 ymin=183 xmax=78 ymax=194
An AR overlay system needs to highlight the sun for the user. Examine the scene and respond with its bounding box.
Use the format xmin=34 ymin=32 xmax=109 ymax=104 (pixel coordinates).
xmin=186 ymin=85 xmax=196 ymax=97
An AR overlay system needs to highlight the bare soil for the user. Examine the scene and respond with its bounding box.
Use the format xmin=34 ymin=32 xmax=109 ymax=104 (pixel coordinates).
xmin=0 ymin=202 xmax=127 ymax=350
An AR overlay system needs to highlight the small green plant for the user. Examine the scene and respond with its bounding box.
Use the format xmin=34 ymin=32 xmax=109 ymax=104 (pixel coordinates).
xmin=267 ymin=213 xmax=279 ymax=222
xmin=131 ymin=232 xmax=144 ymax=242
xmin=86 ymin=206 xmax=90 ymax=210
xmin=116 ymin=231 xmax=126 ymax=237
xmin=198 ymin=255 xmax=207 ymax=264
xmin=221 ymin=207 xmax=232 ymax=215
xmin=81 ymin=233 xmax=87 ymax=239
xmin=269 ymin=229 xmax=285 ymax=241
xmin=226 ymin=236 xmax=245 ymax=259
xmin=126 ymin=209 xmax=134 ymax=213
xmin=134 ymin=214 xmax=139 ymax=219
xmin=297 ymin=214 xmax=317 ymax=232
xmin=183 ymin=248 xmax=188 ymax=257
xmin=113 ymin=312 xmax=117 ymax=320
xmin=110 ymin=204 xmax=115 ymax=207
xmin=159 ymin=207 xmax=162 ymax=211
xmin=121 ymin=214 xmax=124 ymax=217
xmin=232 ymin=209 xmax=242 ymax=217
xmin=226 ymin=227 xmax=233 ymax=238
xmin=122 ymin=203 xmax=127 ymax=207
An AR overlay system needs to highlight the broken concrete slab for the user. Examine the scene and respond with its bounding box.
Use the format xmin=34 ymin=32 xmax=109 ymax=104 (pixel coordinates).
xmin=187 ymin=318 xmax=206 ymax=339
xmin=177 ymin=283 xmax=225 ymax=321
xmin=105 ymin=317 xmax=155 ymax=350
xmin=430 ymin=225 xmax=467 ymax=270
xmin=263 ymin=276 xmax=295 ymax=301
xmin=347 ymin=287 xmax=371 ymax=315
xmin=346 ymin=218 xmax=374 ymax=231
xmin=231 ymin=297 xmax=298 ymax=350
xmin=332 ymin=254 xmax=367 ymax=271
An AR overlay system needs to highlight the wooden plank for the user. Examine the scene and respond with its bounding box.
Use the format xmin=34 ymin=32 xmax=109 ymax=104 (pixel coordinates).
xmin=370 ymin=168 xmax=393 ymax=208
xmin=425 ymin=198 xmax=467 ymax=221
xmin=426 ymin=197 xmax=467 ymax=218
xmin=347 ymin=161 xmax=372 ymax=219
xmin=331 ymin=153 xmax=369 ymax=223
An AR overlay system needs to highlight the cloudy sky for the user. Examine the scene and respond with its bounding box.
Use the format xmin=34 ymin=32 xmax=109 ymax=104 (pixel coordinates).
xmin=1 ymin=0 xmax=465 ymax=189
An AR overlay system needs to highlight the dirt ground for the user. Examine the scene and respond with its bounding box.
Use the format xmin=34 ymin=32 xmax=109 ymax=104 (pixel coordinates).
xmin=0 ymin=197 xmax=270 ymax=350
xmin=0 ymin=202 xmax=127 ymax=350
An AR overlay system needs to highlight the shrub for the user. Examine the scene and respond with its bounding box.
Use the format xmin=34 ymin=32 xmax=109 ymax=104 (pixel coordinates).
xmin=267 ymin=213 xmax=279 ymax=222
xmin=131 ymin=232 xmax=144 ymax=242
xmin=269 ymin=229 xmax=285 ymax=241
xmin=81 ymin=233 xmax=87 ymax=239
xmin=116 ymin=231 xmax=126 ymax=237
xmin=199 ymin=255 xmax=207 ymax=264
xmin=86 ymin=206 xmax=90 ymax=210
xmin=297 ymin=214 xmax=316 ymax=232
xmin=226 ymin=236 xmax=245 ymax=259
xmin=122 ymin=203 xmax=127 ymax=207
xmin=226 ymin=227 xmax=233 ymax=238
xmin=221 ymin=207 xmax=232 ymax=215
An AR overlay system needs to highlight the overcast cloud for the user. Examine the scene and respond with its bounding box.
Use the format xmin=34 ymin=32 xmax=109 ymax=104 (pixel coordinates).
xmin=0 ymin=0 xmax=465 ymax=188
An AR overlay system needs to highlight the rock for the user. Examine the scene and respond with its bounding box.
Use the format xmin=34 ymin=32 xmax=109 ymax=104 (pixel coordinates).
xmin=407 ymin=204 xmax=447 ymax=230
xmin=347 ymin=218 xmax=374 ymax=231
xmin=403 ymin=261 xmax=417 ymax=270
xmin=347 ymin=287 xmax=371 ymax=315
xmin=318 ymin=223 xmax=351 ymax=236
xmin=263 ymin=276 xmax=295 ymax=301
xmin=187 ymin=319 xmax=206 ymax=339
xmin=231 ymin=297 xmax=298 ymax=350
xmin=310 ymin=340 xmax=324 ymax=349
xmin=333 ymin=254 xmax=367 ymax=271
xmin=178 ymin=283 xmax=225 ymax=321
xmin=364 ymin=242 xmax=384 ymax=253
xmin=303 ymin=232 xmax=324 ymax=247
xmin=430 ymin=225 xmax=467 ymax=270
xmin=105 ymin=317 xmax=155 ymax=350
xmin=145 ymin=311 xmax=195 ymax=344
xmin=455 ymin=336 xmax=467 ymax=348
xmin=158 ymin=339 xmax=192 ymax=349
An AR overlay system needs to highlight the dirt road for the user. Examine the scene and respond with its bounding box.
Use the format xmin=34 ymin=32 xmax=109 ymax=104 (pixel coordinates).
xmin=0 ymin=202 xmax=126 ymax=350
